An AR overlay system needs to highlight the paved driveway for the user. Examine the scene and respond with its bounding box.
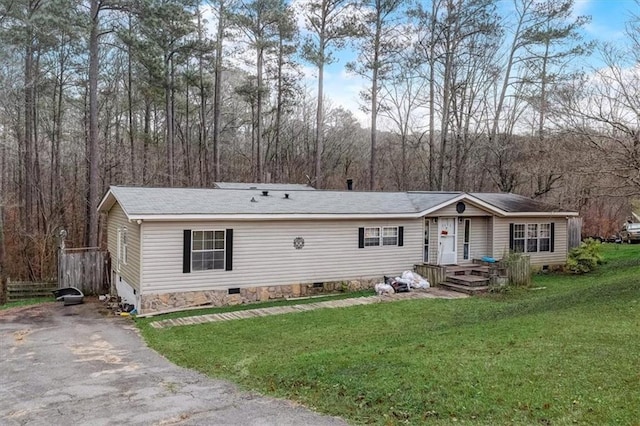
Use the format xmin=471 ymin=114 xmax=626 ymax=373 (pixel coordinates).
xmin=0 ymin=301 xmax=346 ymax=426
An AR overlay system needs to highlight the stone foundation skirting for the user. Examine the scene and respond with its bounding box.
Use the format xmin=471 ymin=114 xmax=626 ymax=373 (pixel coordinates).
xmin=140 ymin=278 xmax=380 ymax=314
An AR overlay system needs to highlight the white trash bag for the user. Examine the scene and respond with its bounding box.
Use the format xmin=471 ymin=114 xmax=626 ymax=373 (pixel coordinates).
xmin=401 ymin=270 xmax=430 ymax=289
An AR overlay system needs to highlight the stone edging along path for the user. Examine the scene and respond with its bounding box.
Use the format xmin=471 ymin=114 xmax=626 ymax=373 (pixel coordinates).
xmin=149 ymin=288 xmax=466 ymax=329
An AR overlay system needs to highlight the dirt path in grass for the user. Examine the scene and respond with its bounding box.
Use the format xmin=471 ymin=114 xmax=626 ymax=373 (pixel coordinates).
xmin=149 ymin=288 xmax=466 ymax=329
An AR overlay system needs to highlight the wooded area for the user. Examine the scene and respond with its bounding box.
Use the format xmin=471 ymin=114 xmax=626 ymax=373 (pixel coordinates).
xmin=0 ymin=0 xmax=639 ymax=281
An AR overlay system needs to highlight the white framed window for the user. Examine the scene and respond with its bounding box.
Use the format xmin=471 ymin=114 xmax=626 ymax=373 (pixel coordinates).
xmin=363 ymin=226 xmax=399 ymax=247
xmin=513 ymin=224 xmax=525 ymax=253
xmin=527 ymin=224 xmax=538 ymax=252
xmin=116 ymin=227 xmax=128 ymax=271
xmin=364 ymin=227 xmax=381 ymax=246
xmin=192 ymin=230 xmax=225 ymax=271
xmin=539 ymin=224 xmax=551 ymax=252
xmin=424 ymin=219 xmax=430 ymax=262
xmin=513 ymin=223 xmax=551 ymax=253
xmin=463 ymin=219 xmax=470 ymax=260
xmin=382 ymin=227 xmax=398 ymax=246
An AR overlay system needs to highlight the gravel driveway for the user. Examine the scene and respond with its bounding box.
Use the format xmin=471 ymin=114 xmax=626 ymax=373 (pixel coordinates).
xmin=0 ymin=301 xmax=346 ymax=426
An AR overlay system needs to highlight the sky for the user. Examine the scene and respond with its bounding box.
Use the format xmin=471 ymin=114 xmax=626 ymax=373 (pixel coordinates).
xmin=310 ymin=0 xmax=638 ymax=127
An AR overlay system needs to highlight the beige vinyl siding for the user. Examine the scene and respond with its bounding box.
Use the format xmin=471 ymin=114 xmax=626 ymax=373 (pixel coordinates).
xmin=430 ymin=202 xmax=491 ymax=217
xmin=106 ymin=203 xmax=141 ymax=290
xmin=492 ymin=217 xmax=568 ymax=265
xmin=456 ymin=217 xmax=490 ymax=263
xmin=141 ymin=219 xmax=422 ymax=294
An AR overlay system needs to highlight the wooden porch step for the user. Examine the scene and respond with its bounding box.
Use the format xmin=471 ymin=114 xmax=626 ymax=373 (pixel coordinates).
xmin=447 ymin=266 xmax=490 ymax=279
xmin=447 ymin=264 xmax=489 ymax=272
xmin=439 ymin=281 xmax=490 ymax=295
xmin=445 ymin=275 xmax=490 ymax=287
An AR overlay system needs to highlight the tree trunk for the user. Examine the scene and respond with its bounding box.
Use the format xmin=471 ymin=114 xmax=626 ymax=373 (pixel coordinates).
xmin=86 ymin=0 xmax=100 ymax=248
xmin=0 ymin=140 xmax=6 ymax=198
xmin=24 ymin=40 xmax=34 ymax=232
xmin=438 ymin=31 xmax=453 ymax=191
xmin=143 ymin=97 xmax=151 ymax=184
xmin=198 ymin=11 xmax=208 ymax=187
xmin=212 ymin=0 xmax=225 ymax=184
xmin=274 ymin=37 xmax=284 ymax=182
xmin=165 ymin=53 xmax=174 ymax=187
xmin=315 ymin=59 xmax=325 ymax=189
xmin=55 ymin=46 xmax=65 ymax=222
xmin=184 ymin=76 xmax=191 ymax=185
xmin=427 ymin=1 xmax=437 ymax=190
xmin=50 ymin=39 xmax=65 ymax=223
xmin=256 ymin=48 xmax=263 ymax=183
xmin=128 ymin=13 xmax=136 ymax=184
xmin=369 ymin=11 xmax=381 ymax=191
xmin=0 ymin=205 xmax=6 ymax=305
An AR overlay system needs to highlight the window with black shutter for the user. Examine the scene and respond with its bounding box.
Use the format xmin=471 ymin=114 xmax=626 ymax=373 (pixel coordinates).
xmin=183 ymin=229 xmax=233 ymax=272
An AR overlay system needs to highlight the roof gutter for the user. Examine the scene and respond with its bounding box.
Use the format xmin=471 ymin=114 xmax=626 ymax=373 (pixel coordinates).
xmin=501 ymin=211 xmax=580 ymax=217
xmin=126 ymin=210 xmax=578 ymax=222
xmin=126 ymin=213 xmax=424 ymax=221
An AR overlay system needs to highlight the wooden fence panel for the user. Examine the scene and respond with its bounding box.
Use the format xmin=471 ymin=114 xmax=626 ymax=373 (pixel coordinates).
xmin=58 ymin=249 xmax=110 ymax=295
xmin=507 ymin=256 xmax=531 ymax=287
xmin=567 ymin=217 xmax=583 ymax=250
xmin=7 ymin=280 xmax=57 ymax=301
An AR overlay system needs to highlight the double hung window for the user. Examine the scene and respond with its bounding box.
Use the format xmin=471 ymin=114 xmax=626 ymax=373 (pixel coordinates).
xmin=192 ymin=230 xmax=225 ymax=271
xmin=117 ymin=227 xmax=128 ymax=271
xmin=512 ymin=223 xmax=552 ymax=253
xmin=364 ymin=227 xmax=381 ymax=246
xmin=362 ymin=226 xmax=401 ymax=247
xmin=382 ymin=227 xmax=398 ymax=246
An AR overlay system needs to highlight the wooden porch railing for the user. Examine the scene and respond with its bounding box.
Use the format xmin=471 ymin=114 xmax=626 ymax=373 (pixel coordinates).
xmin=414 ymin=264 xmax=447 ymax=285
xmin=506 ymin=255 xmax=531 ymax=286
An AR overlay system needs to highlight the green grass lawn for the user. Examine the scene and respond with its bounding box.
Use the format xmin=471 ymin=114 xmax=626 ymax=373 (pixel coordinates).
xmin=138 ymin=244 xmax=640 ymax=425
xmin=0 ymin=297 xmax=53 ymax=310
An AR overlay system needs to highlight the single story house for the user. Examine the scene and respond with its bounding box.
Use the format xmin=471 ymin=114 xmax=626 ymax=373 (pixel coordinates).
xmin=98 ymin=186 xmax=579 ymax=314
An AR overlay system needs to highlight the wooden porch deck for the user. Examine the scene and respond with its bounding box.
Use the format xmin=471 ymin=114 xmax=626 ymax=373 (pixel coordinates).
xmin=416 ymin=261 xmax=508 ymax=295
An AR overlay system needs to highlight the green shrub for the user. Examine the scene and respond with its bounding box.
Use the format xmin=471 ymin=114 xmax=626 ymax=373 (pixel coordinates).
xmin=502 ymin=250 xmax=524 ymax=265
xmin=567 ymin=238 xmax=604 ymax=273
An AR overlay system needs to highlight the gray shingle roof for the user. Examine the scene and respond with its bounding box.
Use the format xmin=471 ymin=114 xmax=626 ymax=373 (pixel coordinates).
xmin=470 ymin=192 xmax=563 ymax=213
xmin=107 ymin=186 xmax=431 ymax=216
xmin=101 ymin=186 xmax=576 ymax=218
xmin=407 ymin=192 xmax=465 ymax=212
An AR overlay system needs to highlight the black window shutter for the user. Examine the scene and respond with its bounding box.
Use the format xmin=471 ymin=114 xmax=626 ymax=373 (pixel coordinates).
xmin=225 ymin=229 xmax=233 ymax=271
xmin=358 ymin=227 xmax=365 ymax=248
xmin=398 ymin=226 xmax=404 ymax=246
xmin=183 ymin=230 xmax=191 ymax=273
xmin=550 ymin=223 xmax=555 ymax=252
xmin=509 ymin=223 xmax=514 ymax=251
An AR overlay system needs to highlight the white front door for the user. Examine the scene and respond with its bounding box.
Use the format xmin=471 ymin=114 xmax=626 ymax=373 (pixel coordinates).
xmin=438 ymin=217 xmax=457 ymax=265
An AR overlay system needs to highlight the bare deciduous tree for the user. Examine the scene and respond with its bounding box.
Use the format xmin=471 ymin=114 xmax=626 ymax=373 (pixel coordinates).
xmin=301 ymin=0 xmax=359 ymax=188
